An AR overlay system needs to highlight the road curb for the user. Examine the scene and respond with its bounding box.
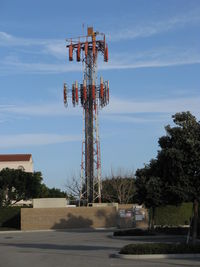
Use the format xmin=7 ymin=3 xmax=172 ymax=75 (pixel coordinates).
xmin=0 ymin=228 xmax=116 ymax=234
xmin=113 ymin=253 xmax=200 ymax=260
xmin=0 ymin=229 xmax=55 ymax=234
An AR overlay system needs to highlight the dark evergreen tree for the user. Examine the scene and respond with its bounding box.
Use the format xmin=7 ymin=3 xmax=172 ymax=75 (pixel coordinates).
xmin=135 ymin=111 xmax=200 ymax=243
xmin=157 ymin=112 xmax=200 ymax=244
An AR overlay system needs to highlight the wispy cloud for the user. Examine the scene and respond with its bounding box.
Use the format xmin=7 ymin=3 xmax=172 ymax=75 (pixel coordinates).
xmin=108 ymin=11 xmax=200 ymax=41
xmin=1 ymin=57 xmax=81 ymax=74
xmin=1 ymin=96 xmax=199 ymax=120
xmin=1 ymin=46 xmax=199 ymax=75
xmin=1 ymin=9 xmax=200 ymax=61
xmin=1 ymin=10 xmax=199 ymax=49
xmin=101 ymin=96 xmax=200 ymax=124
xmin=45 ymin=43 xmax=66 ymax=59
xmin=0 ymin=31 xmax=62 ymax=47
xmin=0 ymin=102 xmax=81 ymax=116
xmin=104 ymin=96 xmax=200 ymax=116
xmin=1 ymin=9 xmax=200 ymax=76
xmin=0 ymin=31 xmax=66 ymax=59
xmin=0 ymin=133 xmax=81 ymax=148
xmin=102 ymin=114 xmax=168 ymax=124
xmin=100 ymin=47 xmax=200 ymax=70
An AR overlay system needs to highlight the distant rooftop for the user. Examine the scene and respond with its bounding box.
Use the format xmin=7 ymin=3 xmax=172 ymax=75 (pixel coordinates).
xmin=0 ymin=154 xmax=32 ymax=162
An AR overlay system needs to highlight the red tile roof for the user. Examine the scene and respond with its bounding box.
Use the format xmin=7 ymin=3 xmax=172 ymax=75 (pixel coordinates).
xmin=0 ymin=154 xmax=32 ymax=162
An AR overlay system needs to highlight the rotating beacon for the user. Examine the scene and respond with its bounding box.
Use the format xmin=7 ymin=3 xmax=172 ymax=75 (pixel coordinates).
xmin=63 ymin=27 xmax=109 ymax=204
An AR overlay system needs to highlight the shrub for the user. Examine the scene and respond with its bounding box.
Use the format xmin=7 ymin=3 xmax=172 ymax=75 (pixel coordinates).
xmin=120 ymin=243 xmax=200 ymax=255
xmin=155 ymin=226 xmax=188 ymax=235
xmin=114 ymin=228 xmax=155 ymax=236
xmin=114 ymin=226 xmax=189 ymax=236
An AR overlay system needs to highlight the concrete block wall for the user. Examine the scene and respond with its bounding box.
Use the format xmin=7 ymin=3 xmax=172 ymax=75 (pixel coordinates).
xmin=21 ymin=207 xmax=117 ymax=230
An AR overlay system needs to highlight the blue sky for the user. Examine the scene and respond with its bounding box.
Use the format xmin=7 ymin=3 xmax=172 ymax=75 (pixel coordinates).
xmin=0 ymin=0 xmax=200 ymax=189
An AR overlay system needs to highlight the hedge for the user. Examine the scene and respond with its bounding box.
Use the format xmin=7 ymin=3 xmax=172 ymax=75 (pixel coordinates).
xmin=0 ymin=207 xmax=21 ymax=229
xmin=114 ymin=227 xmax=189 ymax=236
xmin=153 ymin=203 xmax=193 ymax=226
xmin=120 ymin=243 xmax=200 ymax=255
xmin=114 ymin=228 xmax=155 ymax=236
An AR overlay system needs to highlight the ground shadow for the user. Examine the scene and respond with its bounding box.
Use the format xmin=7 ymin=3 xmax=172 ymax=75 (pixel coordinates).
xmin=54 ymin=228 xmax=115 ymax=234
xmin=1 ymin=242 xmax=116 ymax=251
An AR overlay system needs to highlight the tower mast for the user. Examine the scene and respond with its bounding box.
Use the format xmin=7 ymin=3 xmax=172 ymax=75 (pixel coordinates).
xmin=64 ymin=27 xmax=109 ymax=204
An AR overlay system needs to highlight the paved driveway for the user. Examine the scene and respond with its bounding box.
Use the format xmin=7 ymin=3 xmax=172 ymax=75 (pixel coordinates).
xmin=0 ymin=229 xmax=200 ymax=267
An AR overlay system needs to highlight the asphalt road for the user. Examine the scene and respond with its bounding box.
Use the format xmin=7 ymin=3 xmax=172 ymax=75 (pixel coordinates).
xmin=0 ymin=229 xmax=200 ymax=267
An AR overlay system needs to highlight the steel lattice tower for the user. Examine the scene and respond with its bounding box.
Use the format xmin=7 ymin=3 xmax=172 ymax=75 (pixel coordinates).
xmin=63 ymin=27 xmax=109 ymax=204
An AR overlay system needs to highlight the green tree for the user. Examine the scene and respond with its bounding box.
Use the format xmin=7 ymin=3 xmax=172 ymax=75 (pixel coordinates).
xmin=0 ymin=168 xmax=42 ymax=206
xmin=38 ymin=183 xmax=50 ymax=198
xmin=0 ymin=169 xmax=67 ymax=206
xmin=46 ymin=187 xmax=66 ymax=198
xmin=135 ymin=112 xmax=200 ymax=243
xmin=135 ymin=159 xmax=164 ymax=229
xmin=157 ymin=111 xmax=200 ymax=244
xmin=38 ymin=183 xmax=67 ymax=198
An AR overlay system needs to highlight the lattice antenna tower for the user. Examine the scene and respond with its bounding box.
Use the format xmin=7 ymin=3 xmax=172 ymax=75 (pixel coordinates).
xmin=63 ymin=27 xmax=109 ymax=204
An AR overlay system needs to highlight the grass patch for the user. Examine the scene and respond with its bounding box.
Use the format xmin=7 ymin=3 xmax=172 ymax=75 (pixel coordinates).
xmin=120 ymin=243 xmax=200 ymax=255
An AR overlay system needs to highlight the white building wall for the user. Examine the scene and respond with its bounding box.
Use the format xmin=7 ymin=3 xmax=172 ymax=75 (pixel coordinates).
xmin=0 ymin=159 xmax=33 ymax=172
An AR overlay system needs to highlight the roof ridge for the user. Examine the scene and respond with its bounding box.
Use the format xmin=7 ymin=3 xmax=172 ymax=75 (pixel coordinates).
xmin=0 ymin=154 xmax=32 ymax=162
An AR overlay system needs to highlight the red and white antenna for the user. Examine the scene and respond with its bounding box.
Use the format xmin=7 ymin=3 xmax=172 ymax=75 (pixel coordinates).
xmin=63 ymin=27 xmax=109 ymax=204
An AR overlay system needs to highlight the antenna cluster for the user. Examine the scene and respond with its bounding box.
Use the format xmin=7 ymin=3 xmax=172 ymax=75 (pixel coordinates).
xmin=63 ymin=79 xmax=109 ymax=108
